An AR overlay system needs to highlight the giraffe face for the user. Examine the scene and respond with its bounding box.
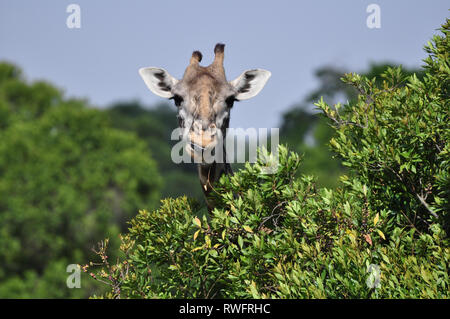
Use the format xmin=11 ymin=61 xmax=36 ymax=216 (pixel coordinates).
xmin=171 ymin=71 xmax=235 ymax=161
xmin=139 ymin=43 xmax=271 ymax=163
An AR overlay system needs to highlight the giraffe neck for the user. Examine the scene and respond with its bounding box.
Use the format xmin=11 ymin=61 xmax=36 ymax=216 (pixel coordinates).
xmin=197 ymin=146 xmax=233 ymax=210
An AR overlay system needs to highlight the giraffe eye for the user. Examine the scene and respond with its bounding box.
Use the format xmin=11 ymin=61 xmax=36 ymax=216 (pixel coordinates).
xmin=225 ymin=96 xmax=235 ymax=108
xmin=172 ymin=94 xmax=183 ymax=107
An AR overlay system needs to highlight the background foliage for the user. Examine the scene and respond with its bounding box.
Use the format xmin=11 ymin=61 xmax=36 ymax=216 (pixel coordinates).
xmin=0 ymin=64 xmax=161 ymax=297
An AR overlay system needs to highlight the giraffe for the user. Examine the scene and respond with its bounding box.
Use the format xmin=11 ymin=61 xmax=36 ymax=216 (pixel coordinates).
xmin=139 ymin=43 xmax=271 ymax=209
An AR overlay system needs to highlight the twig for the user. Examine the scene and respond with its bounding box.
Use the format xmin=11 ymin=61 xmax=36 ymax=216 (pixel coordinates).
xmin=415 ymin=193 xmax=438 ymax=218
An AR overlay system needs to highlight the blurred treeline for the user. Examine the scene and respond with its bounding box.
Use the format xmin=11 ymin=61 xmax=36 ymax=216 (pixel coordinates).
xmin=0 ymin=60 xmax=422 ymax=297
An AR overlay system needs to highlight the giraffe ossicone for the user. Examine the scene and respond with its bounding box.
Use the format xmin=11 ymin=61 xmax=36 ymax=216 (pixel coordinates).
xmin=139 ymin=43 xmax=271 ymax=209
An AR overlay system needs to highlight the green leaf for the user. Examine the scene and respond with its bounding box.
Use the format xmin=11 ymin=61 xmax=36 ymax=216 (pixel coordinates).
xmin=238 ymin=236 xmax=243 ymax=249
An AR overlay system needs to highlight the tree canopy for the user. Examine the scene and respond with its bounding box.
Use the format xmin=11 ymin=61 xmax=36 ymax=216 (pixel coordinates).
xmin=280 ymin=62 xmax=425 ymax=188
xmin=0 ymin=63 xmax=161 ymax=297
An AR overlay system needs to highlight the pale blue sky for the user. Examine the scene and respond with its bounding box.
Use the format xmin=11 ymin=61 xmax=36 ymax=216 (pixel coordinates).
xmin=0 ymin=1 xmax=448 ymax=129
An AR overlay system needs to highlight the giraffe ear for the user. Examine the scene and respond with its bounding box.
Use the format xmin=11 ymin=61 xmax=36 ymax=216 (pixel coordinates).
xmin=138 ymin=67 xmax=178 ymax=99
xmin=230 ymin=69 xmax=271 ymax=101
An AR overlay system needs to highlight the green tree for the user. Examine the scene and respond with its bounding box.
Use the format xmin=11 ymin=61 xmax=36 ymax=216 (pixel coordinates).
xmin=0 ymin=63 xmax=162 ymax=298
xmin=280 ymin=63 xmax=425 ymax=188
xmin=317 ymin=21 xmax=449 ymax=233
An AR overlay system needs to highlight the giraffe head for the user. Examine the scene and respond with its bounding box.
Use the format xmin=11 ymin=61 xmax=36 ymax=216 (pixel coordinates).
xmin=139 ymin=43 xmax=271 ymax=162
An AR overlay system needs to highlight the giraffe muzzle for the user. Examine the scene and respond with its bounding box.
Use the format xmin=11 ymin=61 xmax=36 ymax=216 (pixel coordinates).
xmin=186 ymin=130 xmax=221 ymax=163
